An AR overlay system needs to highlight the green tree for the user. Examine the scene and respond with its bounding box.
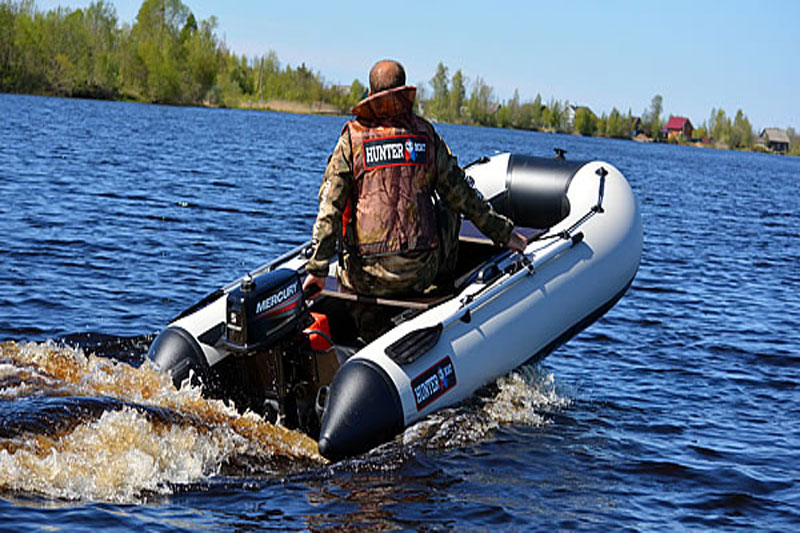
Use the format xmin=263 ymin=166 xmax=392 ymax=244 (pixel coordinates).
xmin=530 ymin=93 xmax=543 ymax=129
xmin=710 ymin=108 xmax=730 ymax=145
xmin=516 ymin=100 xmax=538 ymax=130
xmin=729 ymin=108 xmax=753 ymax=148
xmin=466 ymin=76 xmax=495 ymax=126
xmin=43 ymin=7 xmax=87 ymax=94
xmin=254 ymin=50 xmax=279 ymax=100
xmin=597 ymin=112 xmax=608 ymax=136
xmin=348 ymin=78 xmax=366 ymax=106
xmin=131 ymin=0 xmax=191 ymax=103
xmin=0 ymin=0 xmax=20 ymax=88
xmin=507 ymin=88 xmax=521 ymax=128
xmin=708 ymin=107 xmax=717 ymax=137
xmin=606 ymin=107 xmax=628 ymax=138
xmin=495 ymin=104 xmax=511 ymax=128
xmin=84 ymin=1 xmax=121 ymax=97
xmin=574 ymin=106 xmax=597 ymax=136
xmin=448 ymin=69 xmax=465 ymax=122
xmin=545 ymin=98 xmax=566 ymax=131
xmin=12 ymin=5 xmax=50 ymax=91
xmin=429 ymin=61 xmax=449 ymax=119
xmin=787 ymin=128 xmax=800 ymax=156
xmin=182 ymin=15 xmax=218 ymax=102
xmin=643 ymin=94 xmax=663 ymax=139
xmin=694 ymin=125 xmax=707 ymax=140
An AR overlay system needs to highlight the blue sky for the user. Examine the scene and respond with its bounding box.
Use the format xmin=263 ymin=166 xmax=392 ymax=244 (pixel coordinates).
xmin=37 ymin=0 xmax=799 ymax=131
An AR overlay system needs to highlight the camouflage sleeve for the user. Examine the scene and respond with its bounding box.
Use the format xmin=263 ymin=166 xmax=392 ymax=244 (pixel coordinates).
xmin=432 ymin=132 xmax=514 ymax=246
xmin=306 ymin=129 xmax=354 ymax=277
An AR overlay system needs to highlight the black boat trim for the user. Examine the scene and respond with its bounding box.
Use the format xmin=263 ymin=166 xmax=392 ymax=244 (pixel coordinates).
xmin=522 ymin=272 xmax=636 ymax=366
xmin=197 ymin=322 xmax=225 ymax=347
xmin=463 ymin=156 xmax=490 ymax=169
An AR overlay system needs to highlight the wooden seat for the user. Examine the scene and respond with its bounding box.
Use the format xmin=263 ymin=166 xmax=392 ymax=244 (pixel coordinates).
xmin=318 ymin=222 xmax=544 ymax=311
xmin=320 ymin=276 xmax=450 ymax=310
xmin=459 ymin=220 xmax=546 ymax=245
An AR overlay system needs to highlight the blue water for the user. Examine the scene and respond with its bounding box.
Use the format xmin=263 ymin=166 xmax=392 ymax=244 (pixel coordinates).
xmin=2 ymin=93 xmax=799 ymax=530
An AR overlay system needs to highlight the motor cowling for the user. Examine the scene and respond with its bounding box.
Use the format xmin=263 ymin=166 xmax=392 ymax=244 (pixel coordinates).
xmin=224 ymin=268 xmax=307 ymax=352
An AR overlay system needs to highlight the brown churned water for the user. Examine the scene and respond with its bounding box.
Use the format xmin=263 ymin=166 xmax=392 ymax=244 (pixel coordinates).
xmin=0 ymin=341 xmax=323 ymax=502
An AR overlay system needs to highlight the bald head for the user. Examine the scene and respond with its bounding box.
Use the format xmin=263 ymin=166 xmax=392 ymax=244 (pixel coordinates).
xmin=369 ymin=60 xmax=406 ymax=93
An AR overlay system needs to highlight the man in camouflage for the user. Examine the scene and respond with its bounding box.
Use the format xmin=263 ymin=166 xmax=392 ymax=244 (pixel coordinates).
xmin=303 ymin=60 xmax=526 ymax=298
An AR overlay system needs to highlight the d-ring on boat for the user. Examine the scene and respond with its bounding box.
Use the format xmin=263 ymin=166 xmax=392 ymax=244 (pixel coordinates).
xmin=147 ymin=151 xmax=643 ymax=460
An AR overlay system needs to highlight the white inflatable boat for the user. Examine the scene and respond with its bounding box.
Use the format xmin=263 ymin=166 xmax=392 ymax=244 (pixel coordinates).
xmin=148 ymin=152 xmax=643 ymax=460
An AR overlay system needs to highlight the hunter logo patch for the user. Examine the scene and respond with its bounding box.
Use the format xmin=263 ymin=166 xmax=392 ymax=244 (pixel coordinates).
xmin=363 ymin=135 xmax=428 ymax=170
xmin=412 ymin=356 xmax=456 ymax=411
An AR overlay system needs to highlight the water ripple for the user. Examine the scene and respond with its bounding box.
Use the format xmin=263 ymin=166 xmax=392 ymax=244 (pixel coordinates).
xmin=2 ymin=94 xmax=800 ymax=529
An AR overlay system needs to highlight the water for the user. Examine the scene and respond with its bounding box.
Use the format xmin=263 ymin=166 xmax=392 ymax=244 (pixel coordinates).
xmin=2 ymin=93 xmax=799 ymax=530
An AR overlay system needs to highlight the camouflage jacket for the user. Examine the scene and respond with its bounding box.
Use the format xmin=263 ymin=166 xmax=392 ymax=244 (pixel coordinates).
xmin=306 ymin=86 xmax=513 ymax=293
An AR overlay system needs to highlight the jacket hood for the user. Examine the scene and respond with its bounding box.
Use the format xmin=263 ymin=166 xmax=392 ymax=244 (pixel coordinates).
xmin=351 ymin=85 xmax=417 ymax=120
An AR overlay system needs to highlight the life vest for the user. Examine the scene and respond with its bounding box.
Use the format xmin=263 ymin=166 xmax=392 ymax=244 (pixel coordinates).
xmin=344 ymin=112 xmax=439 ymax=258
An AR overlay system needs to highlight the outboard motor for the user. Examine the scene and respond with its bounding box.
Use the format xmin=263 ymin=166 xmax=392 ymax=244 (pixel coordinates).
xmin=224 ymin=269 xmax=305 ymax=352
xmin=148 ymin=268 xmax=337 ymax=435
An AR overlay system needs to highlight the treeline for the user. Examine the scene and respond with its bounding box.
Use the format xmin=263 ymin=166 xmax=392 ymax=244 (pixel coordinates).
xmin=422 ymin=62 xmax=800 ymax=155
xmin=2 ymin=1 xmax=798 ymax=155
xmin=0 ymin=0 xmax=366 ymax=109
xmin=421 ymin=62 xmax=634 ymax=138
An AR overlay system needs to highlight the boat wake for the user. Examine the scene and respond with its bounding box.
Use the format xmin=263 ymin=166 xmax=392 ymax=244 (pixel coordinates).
xmin=400 ymin=364 xmax=570 ymax=452
xmin=0 ymin=340 xmax=322 ymax=502
xmin=0 ymin=341 xmax=569 ymax=502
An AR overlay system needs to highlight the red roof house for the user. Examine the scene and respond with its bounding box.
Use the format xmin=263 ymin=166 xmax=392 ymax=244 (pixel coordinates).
xmin=665 ymin=116 xmax=694 ymax=140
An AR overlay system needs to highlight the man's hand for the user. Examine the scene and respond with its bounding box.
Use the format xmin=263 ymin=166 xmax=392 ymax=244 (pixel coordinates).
xmin=303 ymin=273 xmax=326 ymax=298
xmin=507 ymin=231 xmax=527 ymax=253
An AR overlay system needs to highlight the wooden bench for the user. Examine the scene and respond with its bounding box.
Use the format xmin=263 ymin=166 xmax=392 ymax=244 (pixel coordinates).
xmin=320 ymin=277 xmax=448 ymax=310
xmin=319 ymin=222 xmax=545 ymax=310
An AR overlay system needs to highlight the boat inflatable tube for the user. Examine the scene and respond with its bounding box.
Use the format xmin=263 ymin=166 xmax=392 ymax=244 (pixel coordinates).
xmin=317 ymin=359 xmax=404 ymax=461
xmin=146 ymin=151 xmax=643 ymax=462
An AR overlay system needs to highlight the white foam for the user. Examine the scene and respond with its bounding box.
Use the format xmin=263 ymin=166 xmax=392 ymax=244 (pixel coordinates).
xmin=483 ymin=366 xmax=570 ymax=425
xmin=0 ymin=408 xmax=238 ymax=502
xmin=402 ymin=364 xmax=570 ymax=452
xmin=0 ymin=341 xmax=323 ymax=502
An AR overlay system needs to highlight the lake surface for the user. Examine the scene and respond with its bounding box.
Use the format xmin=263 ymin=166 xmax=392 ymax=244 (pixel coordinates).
xmin=1 ymin=93 xmax=799 ymax=530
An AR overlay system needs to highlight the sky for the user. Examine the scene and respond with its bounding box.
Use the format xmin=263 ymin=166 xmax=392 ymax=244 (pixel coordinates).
xmin=36 ymin=0 xmax=800 ymax=131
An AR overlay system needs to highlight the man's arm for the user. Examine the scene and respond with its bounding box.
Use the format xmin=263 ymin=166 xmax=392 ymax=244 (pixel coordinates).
xmin=304 ymin=130 xmax=354 ymax=292
xmin=432 ymin=132 xmax=525 ymax=251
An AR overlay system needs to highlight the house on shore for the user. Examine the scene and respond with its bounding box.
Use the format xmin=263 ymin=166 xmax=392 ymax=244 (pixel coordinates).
xmin=665 ymin=116 xmax=694 ymax=140
xmin=760 ymin=128 xmax=790 ymax=153
xmin=566 ymin=104 xmax=593 ymax=130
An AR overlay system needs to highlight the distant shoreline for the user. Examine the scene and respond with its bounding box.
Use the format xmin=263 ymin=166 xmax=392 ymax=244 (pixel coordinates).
xmin=4 ymin=90 xmax=795 ymax=157
xmin=223 ymin=98 xmax=795 ymax=158
xmin=4 ymin=4 xmax=796 ymax=157
xmin=2 ymin=89 xmax=348 ymax=115
xmin=236 ymin=99 xmax=343 ymax=116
